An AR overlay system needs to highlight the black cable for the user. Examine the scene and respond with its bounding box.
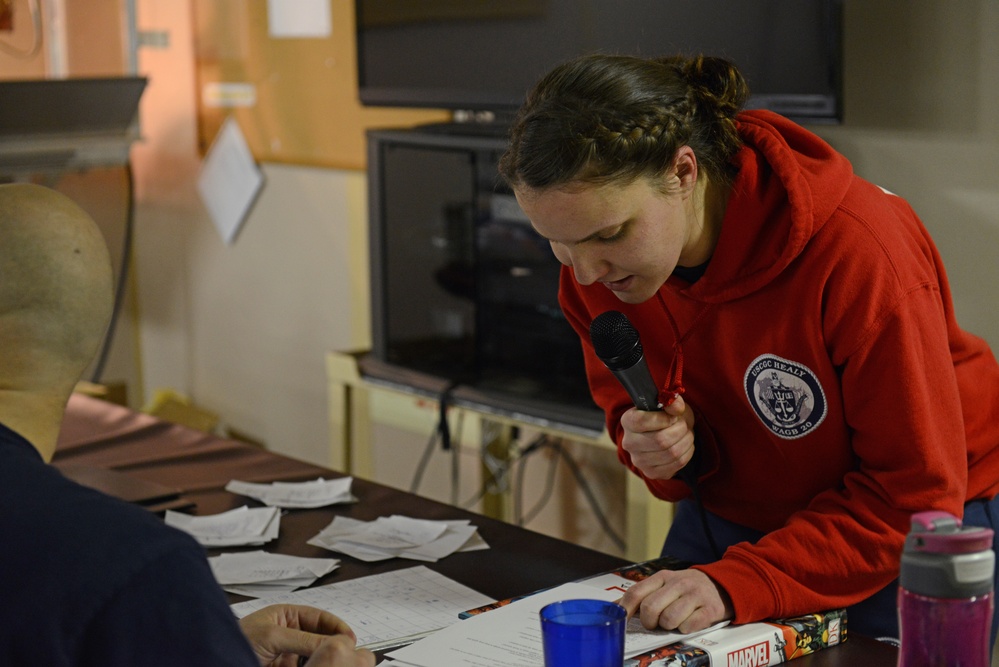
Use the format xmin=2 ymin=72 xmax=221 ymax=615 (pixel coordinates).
xmin=509 ymin=434 xmax=627 ymax=550
xmin=409 ymin=381 xmax=460 ymax=494
xmin=517 ymin=437 xmax=561 ymax=526
xmin=514 ymin=434 xmax=551 ymax=524
xmin=437 ymin=383 xmax=456 ymax=451
xmin=460 ymin=483 xmax=489 ymax=510
xmin=461 ymin=425 xmax=523 ymax=509
xmin=547 ymin=438 xmax=627 ymax=552
xmin=461 ymin=441 xmax=505 ymax=508
xmin=90 ymin=163 xmax=135 ymax=383
xmin=513 ymin=434 xmax=551 ymax=524
xmin=408 ymin=424 xmax=440 ymax=494
xmin=449 ymin=410 xmax=464 ymax=506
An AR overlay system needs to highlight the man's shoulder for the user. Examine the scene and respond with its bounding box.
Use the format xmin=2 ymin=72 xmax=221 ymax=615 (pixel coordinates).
xmin=0 ymin=447 xmax=247 ymax=665
xmin=0 ymin=447 xmax=205 ymax=595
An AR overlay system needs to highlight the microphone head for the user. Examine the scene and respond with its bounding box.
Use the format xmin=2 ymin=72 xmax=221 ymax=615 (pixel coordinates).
xmin=589 ymin=310 xmax=643 ymax=371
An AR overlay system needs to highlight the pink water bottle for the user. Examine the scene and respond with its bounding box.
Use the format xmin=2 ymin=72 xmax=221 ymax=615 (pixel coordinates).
xmin=897 ymin=511 xmax=994 ymax=667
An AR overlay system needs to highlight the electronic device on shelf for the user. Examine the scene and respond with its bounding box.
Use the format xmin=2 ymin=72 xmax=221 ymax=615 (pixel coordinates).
xmin=355 ymin=0 xmax=843 ymax=126
xmin=364 ymin=128 xmax=605 ymax=434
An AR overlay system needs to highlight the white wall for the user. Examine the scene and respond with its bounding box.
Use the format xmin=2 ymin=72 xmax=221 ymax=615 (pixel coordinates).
xmin=124 ymin=2 xmax=999 ymax=555
xmin=816 ymin=1 xmax=999 ymax=345
xmin=130 ymin=1 xmax=370 ymax=467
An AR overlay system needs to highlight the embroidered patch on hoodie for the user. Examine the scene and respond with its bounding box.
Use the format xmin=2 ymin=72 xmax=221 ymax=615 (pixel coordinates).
xmin=744 ymin=354 xmax=827 ymax=439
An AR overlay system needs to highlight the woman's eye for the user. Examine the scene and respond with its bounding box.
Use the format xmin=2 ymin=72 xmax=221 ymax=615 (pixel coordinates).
xmin=597 ymin=227 xmax=626 ymax=243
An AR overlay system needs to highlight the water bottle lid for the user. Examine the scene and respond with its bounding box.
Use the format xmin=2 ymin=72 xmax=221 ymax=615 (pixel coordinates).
xmin=907 ymin=511 xmax=994 ymax=554
xmin=901 ymin=511 xmax=996 ymax=598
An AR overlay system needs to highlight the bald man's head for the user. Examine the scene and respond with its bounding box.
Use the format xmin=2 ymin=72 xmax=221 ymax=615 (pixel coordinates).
xmin=0 ymin=184 xmax=114 ymax=392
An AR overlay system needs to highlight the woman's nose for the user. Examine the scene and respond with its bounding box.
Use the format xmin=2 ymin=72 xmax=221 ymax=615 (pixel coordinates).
xmin=557 ymin=245 xmax=607 ymax=286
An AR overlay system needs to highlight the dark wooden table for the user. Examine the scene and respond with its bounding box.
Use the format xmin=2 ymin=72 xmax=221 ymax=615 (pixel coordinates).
xmin=54 ymin=393 xmax=899 ymax=665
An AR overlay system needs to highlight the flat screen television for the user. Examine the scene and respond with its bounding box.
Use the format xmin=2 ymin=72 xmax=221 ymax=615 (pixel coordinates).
xmin=355 ymin=0 xmax=843 ymax=125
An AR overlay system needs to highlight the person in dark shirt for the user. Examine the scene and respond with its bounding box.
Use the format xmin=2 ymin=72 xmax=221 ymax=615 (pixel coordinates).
xmin=0 ymin=183 xmax=374 ymax=667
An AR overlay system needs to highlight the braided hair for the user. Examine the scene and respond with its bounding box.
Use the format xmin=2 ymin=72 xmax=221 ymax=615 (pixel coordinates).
xmin=498 ymin=53 xmax=748 ymax=192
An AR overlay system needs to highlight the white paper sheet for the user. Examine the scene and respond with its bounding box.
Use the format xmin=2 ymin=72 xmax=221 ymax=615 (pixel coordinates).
xmin=387 ymin=581 xmax=727 ymax=667
xmin=165 ymin=505 xmax=279 ymax=546
xmin=308 ymin=515 xmax=486 ymax=562
xmin=230 ymin=565 xmax=493 ymax=651
xmin=344 ymin=516 xmax=448 ymax=550
xmin=208 ymin=550 xmax=340 ymax=596
xmin=226 ymin=477 xmax=356 ymax=508
xmin=267 ymin=0 xmax=331 ymax=38
xmin=196 ymin=116 xmax=264 ymax=245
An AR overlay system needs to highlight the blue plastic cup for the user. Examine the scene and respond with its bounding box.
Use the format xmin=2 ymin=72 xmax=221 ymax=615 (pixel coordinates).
xmin=540 ymin=599 xmax=626 ymax=667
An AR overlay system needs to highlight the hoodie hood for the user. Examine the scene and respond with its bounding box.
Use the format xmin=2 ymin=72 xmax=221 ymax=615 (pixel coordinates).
xmin=681 ymin=109 xmax=855 ymax=302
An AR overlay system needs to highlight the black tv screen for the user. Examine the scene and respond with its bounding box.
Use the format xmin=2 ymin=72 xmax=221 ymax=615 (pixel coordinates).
xmin=355 ymin=0 xmax=843 ymax=124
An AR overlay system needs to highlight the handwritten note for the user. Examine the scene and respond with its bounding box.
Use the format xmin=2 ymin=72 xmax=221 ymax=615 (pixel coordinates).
xmin=230 ymin=566 xmax=493 ymax=651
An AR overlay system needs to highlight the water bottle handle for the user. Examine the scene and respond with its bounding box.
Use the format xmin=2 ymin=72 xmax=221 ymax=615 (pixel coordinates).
xmin=911 ymin=511 xmax=961 ymax=533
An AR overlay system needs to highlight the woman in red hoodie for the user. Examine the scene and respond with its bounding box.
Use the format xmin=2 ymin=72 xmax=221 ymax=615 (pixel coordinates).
xmin=498 ymin=53 xmax=999 ymax=646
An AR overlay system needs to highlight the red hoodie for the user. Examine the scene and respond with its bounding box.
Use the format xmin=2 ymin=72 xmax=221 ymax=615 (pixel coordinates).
xmin=560 ymin=110 xmax=999 ymax=623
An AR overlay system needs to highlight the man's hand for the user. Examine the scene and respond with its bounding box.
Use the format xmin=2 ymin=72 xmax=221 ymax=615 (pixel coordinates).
xmin=620 ymin=395 xmax=695 ymax=480
xmin=238 ymin=604 xmax=375 ymax=667
xmin=298 ymin=636 xmax=375 ymax=667
xmin=618 ymin=569 xmax=733 ymax=634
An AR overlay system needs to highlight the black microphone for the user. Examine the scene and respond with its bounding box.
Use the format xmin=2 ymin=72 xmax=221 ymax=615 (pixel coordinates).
xmin=588 ymin=310 xmax=662 ymax=412
xmin=590 ymin=310 xmax=720 ymax=557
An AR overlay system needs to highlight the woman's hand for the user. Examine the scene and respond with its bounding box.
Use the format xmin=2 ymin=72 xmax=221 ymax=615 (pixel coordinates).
xmin=619 ymin=568 xmax=733 ymax=634
xmin=620 ymin=395 xmax=696 ymax=480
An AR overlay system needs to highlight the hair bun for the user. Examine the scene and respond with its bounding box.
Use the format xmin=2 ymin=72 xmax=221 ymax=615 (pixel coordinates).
xmin=661 ymin=54 xmax=749 ymax=120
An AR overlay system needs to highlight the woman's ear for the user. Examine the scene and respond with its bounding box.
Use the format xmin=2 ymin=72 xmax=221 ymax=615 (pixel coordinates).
xmin=671 ymin=146 xmax=699 ymax=197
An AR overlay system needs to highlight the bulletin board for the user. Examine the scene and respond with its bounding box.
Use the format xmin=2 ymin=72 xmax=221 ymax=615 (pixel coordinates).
xmin=191 ymin=1 xmax=450 ymax=171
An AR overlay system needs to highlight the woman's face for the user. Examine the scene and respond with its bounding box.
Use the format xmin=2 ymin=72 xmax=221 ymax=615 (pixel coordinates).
xmin=515 ymin=174 xmax=696 ymax=305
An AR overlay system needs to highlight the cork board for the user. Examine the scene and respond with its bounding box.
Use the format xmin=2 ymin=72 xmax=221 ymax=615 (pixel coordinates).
xmin=192 ymin=1 xmax=450 ymax=170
